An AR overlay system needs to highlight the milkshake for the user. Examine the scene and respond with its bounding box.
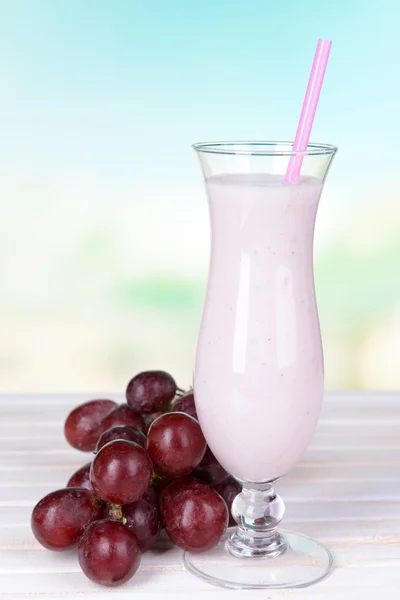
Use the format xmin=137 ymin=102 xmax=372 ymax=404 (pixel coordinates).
xmin=194 ymin=173 xmax=324 ymax=483
xmin=185 ymin=38 xmax=336 ymax=588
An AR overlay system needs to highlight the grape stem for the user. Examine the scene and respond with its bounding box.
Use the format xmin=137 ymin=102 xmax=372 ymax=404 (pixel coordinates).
xmin=108 ymin=504 xmax=127 ymax=525
xmin=175 ymin=386 xmax=192 ymax=398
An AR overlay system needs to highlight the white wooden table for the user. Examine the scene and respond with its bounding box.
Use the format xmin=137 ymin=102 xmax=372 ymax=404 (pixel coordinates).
xmin=1 ymin=392 xmax=400 ymax=599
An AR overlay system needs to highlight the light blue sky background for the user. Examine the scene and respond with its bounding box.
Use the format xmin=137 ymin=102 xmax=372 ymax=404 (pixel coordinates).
xmin=1 ymin=0 xmax=398 ymax=188
xmin=1 ymin=0 xmax=398 ymax=273
xmin=1 ymin=0 xmax=399 ymax=390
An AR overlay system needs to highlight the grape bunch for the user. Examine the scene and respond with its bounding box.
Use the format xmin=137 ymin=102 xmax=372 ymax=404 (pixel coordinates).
xmin=31 ymin=370 xmax=241 ymax=588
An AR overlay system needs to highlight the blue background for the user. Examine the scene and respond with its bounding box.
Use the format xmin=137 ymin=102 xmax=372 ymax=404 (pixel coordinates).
xmin=1 ymin=0 xmax=398 ymax=391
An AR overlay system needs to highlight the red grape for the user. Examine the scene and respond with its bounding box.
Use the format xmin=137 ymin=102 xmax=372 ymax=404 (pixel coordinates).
xmin=101 ymin=403 xmax=145 ymax=434
xmin=192 ymin=447 xmax=228 ymax=486
xmin=67 ymin=463 xmax=92 ymax=491
xmin=95 ymin=425 xmax=146 ymax=452
xmin=126 ymin=370 xmax=176 ymax=413
xmin=64 ymin=399 xmax=117 ymax=452
xmin=31 ymin=488 xmax=101 ymax=551
xmin=161 ymin=478 xmax=228 ymax=552
xmin=123 ymin=494 xmax=161 ymax=552
xmin=214 ymin=476 xmax=242 ymax=526
xmin=171 ymin=392 xmax=197 ymax=419
xmin=78 ymin=520 xmax=141 ymax=587
xmin=146 ymin=412 xmax=206 ymax=478
xmin=90 ymin=440 xmax=153 ymax=505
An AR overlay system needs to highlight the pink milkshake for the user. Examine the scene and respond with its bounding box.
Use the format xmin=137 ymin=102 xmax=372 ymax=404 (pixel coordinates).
xmin=194 ymin=173 xmax=324 ymax=483
xmin=185 ymin=40 xmax=336 ymax=589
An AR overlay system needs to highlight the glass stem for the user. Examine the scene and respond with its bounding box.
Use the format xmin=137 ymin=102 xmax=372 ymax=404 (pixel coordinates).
xmin=227 ymin=482 xmax=288 ymax=558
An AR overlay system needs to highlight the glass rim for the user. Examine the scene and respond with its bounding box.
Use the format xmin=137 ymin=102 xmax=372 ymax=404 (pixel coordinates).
xmin=192 ymin=141 xmax=338 ymax=157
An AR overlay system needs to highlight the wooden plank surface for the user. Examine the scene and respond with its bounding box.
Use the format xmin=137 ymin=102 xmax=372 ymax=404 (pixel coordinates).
xmin=0 ymin=392 xmax=399 ymax=599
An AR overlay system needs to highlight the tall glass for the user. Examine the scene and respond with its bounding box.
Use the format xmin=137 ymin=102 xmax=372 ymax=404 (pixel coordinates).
xmin=184 ymin=142 xmax=337 ymax=589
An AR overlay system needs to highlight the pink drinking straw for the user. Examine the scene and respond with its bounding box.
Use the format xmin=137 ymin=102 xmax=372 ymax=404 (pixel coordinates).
xmin=285 ymin=38 xmax=332 ymax=184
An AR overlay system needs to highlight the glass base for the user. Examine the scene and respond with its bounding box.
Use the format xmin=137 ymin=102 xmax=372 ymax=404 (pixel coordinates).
xmin=183 ymin=529 xmax=333 ymax=590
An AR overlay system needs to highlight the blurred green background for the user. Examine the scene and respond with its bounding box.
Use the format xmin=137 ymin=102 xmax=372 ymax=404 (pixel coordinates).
xmin=1 ymin=0 xmax=399 ymax=392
